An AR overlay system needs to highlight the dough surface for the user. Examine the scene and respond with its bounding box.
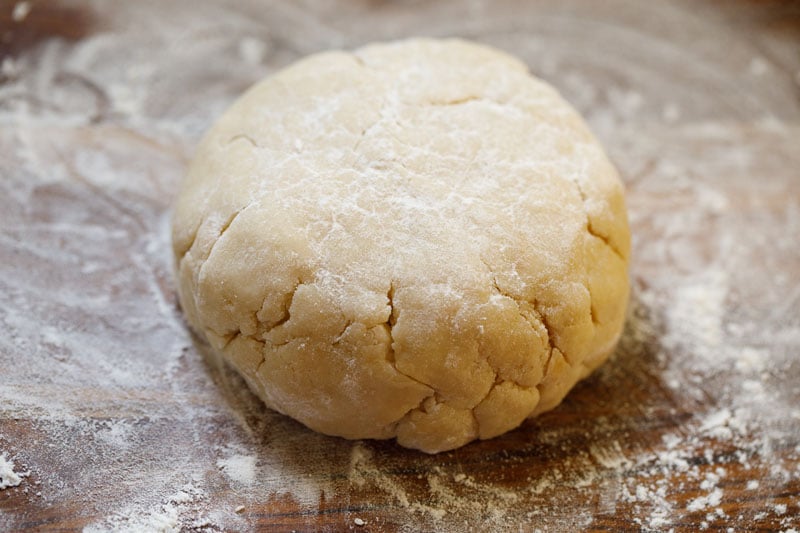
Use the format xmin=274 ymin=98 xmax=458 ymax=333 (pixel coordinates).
xmin=172 ymin=39 xmax=630 ymax=453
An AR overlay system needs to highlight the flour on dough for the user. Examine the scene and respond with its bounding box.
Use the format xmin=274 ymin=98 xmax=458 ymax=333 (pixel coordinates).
xmin=172 ymin=38 xmax=630 ymax=453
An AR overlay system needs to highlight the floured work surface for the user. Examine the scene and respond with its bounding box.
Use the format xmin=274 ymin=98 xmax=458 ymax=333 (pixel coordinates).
xmin=1 ymin=1 xmax=799 ymax=531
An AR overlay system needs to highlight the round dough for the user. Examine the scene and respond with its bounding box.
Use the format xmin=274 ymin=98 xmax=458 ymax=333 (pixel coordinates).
xmin=172 ymin=39 xmax=630 ymax=453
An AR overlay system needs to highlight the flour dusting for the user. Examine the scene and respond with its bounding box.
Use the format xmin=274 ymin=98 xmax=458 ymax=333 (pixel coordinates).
xmin=0 ymin=454 xmax=28 ymax=490
xmin=83 ymin=482 xmax=207 ymax=533
xmin=217 ymin=453 xmax=257 ymax=485
xmin=1 ymin=1 xmax=798 ymax=531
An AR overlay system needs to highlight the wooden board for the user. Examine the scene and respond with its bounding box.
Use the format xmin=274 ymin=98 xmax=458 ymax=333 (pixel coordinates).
xmin=1 ymin=0 xmax=799 ymax=530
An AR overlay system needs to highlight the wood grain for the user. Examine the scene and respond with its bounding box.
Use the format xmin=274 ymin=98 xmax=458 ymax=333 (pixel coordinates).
xmin=1 ymin=0 xmax=799 ymax=531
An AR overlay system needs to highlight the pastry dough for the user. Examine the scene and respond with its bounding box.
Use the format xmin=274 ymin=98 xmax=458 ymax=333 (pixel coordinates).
xmin=172 ymin=39 xmax=630 ymax=453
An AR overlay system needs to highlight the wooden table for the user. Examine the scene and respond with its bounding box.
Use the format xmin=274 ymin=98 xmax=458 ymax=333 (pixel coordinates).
xmin=1 ymin=0 xmax=799 ymax=530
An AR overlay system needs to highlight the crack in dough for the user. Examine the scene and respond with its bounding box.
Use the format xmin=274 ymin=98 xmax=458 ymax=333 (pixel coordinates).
xmin=227 ymin=133 xmax=259 ymax=148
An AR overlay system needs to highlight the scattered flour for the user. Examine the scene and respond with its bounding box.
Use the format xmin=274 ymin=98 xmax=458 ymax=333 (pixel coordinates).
xmin=687 ymin=488 xmax=724 ymax=512
xmin=238 ymin=37 xmax=268 ymax=66
xmin=0 ymin=453 xmax=28 ymax=490
xmin=1 ymin=1 xmax=798 ymax=532
xmin=83 ymin=482 xmax=207 ymax=533
xmin=217 ymin=453 xmax=257 ymax=485
xmin=11 ymin=1 xmax=31 ymax=22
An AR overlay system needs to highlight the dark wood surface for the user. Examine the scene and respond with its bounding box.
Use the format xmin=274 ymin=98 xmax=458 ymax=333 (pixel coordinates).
xmin=1 ymin=1 xmax=799 ymax=531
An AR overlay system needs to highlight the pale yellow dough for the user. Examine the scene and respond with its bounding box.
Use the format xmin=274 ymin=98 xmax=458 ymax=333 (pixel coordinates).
xmin=172 ymin=39 xmax=630 ymax=453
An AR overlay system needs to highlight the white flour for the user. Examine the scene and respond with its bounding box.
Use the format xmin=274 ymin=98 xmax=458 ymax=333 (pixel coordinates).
xmin=0 ymin=453 xmax=28 ymax=490
xmin=217 ymin=453 xmax=257 ymax=486
xmin=0 ymin=1 xmax=798 ymax=531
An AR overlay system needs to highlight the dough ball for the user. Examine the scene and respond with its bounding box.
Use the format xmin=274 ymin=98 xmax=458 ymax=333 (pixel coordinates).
xmin=172 ymin=39 xmax=630 ymax=453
